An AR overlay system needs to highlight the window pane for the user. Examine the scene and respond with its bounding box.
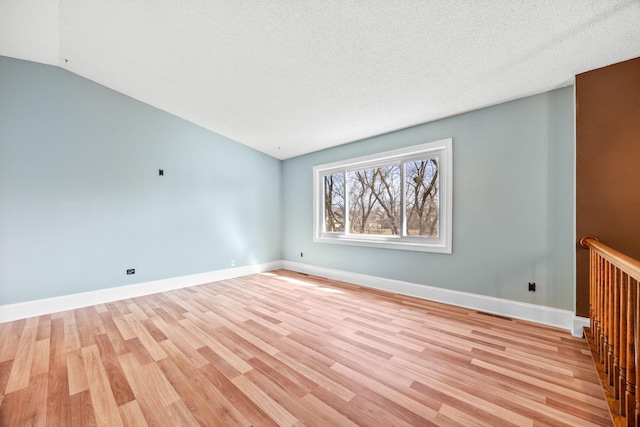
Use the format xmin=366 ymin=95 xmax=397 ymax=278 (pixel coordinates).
xmin=324 ymin=173 xmax=344 ymax=232
xmin=405 ymin=158 xmax=439 ymax=236
xmin=347 ymin=165 xmax=401 ymax=235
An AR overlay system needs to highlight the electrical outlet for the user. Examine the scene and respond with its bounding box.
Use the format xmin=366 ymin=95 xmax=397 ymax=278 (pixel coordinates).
xmin=230 ymin=259 xmax=235 ymax=267
xmin=126 ymin=268 xmax=135 ymax=275
xmin=528 ymin=282 xmax=536 ymax=292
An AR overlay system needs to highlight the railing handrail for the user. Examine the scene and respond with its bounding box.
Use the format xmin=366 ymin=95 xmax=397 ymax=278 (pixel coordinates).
xmin=581 ymin=236 xmax=640 ymax=282
xmin=583 ymin=235 xmax=640 ymax=425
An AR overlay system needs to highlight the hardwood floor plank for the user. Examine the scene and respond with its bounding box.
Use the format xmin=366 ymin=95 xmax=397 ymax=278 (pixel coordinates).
xmin=123 ymin=315 xmax=167 ymax=361
xmin=0 ymin=360 xmax=13 ymax=396
xmin=241 ymin=367 xmax=354 ymax=426
xmin=117 ymin=352 xmax=177 ymax=425
xmin=0 ymin=332 xmax=19 ymax=364
xmin=31 ymin=338 xmax=50 ymax=376
xmin=150 ymin=317 xmax=208 ymax=368
xmin=231 ymin=374 xmax=298 ymax=426
xmin=0 ymin=372 xmax=48 ymax=427
xmin=331 ymin=361 xmax=439 ymax=422
xmin=438 ymin=403 xmax=501 ymax=427
xmin=97 ymin=313 xmax=129 ymax=356
xmin=123 ymin=337 xmax=154 ymax=366
xmin=282 ymin=332 xmax=342 ymax=368
xmin=74 ymin=306 xmax=105 ymax=348
xmin=136 ymin=361 xmax=180 ymax=408
xmin=198 ymin=362 xmax=281 ymax=427
xmin=164 ymin=400 xmax=202 ymax=427
xmin=63 ymin=321 xmax=81 ymax=353
xmin=299 ymin=391 xmax=360 ymax=427
xmin=273 ymin=351 xmax=356 ymax=403
xmin=100 ymin=350 xmax=136 ymax=406
xmin=353 ymin=327 xmax=426 ymax=353
xmin=250 ymin=351 xmax=318 ymax=395
xmin=112 ymin=316 xmax=135 ymax=341
xmin=69 ymin=389 xmax=98 ymax=427
xmin=411 ymin=380 xmax=532 ymax=427
xmin=203 ymin=332 xmax=254 ymax=374
xmin=195 ymin=345 xmax=242 ymax=381
xmin=46 ymin=368 xmax=71 ymax=424
xmin=82 ymin=345 xmax=124 ymax=427
xmin=4 ymin=319 xmax=37 ymax=393
xmin=394 ymin=345 xmax=603 ymax=425
xmin=339 ymin=392 xmax=422 ymax=427
xmin=158 ymin=340 xmax=253 ymax=426
xmin=546 ymin=397 xmax=614 ymax=425
xmin=66 ymin=349 xmax=89 ymax=395
xmin=138 ymin=318 xmax=168 ymax=343
xmin=118 ymin=400 xmax=148 ymax=427
xmin=247 ymin=356 xmax=308 ymax=399
xmin=126 ymin=302 xmax=151 ymax=322
xmin=35 ymin=316 xmax=51 ymax=341
xmin=471 ymin=358 xmax=608 ymax=406
xmin=205 ymin=309 xmax=282 ymax=356
xmin=30 ymin=373 xmax=50 ymax=427
xmin=94 ymin=303 xmax=109 ymax=314
xmin=0 ymin=270 xmax=613 ymax=426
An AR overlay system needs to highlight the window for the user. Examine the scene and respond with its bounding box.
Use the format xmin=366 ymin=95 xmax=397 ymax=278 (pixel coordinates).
xmin=313 ymin=138 xmax=452 ymax=253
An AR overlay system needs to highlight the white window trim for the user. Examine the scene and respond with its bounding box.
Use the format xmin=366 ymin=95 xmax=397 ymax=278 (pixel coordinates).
xmin=313 ymin=138 xmax=452 ymax=254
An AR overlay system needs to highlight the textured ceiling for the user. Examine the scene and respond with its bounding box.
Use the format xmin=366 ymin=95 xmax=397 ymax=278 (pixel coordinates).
xmin=1 ymin=1 xmax=640 ymax=159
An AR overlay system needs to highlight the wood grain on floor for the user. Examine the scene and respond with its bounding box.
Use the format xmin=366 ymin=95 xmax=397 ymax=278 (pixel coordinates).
xmin=0 ymin=269 xmax=611 ymax=426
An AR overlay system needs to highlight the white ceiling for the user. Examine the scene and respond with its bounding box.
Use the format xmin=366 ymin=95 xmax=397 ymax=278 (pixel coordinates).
xmin=1 ymin=1 xmax=639 ymax=159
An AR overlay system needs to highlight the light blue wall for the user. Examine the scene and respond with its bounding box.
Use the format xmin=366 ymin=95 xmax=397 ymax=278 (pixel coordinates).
xmin=1 ymin=55 xmax=576 ymax=311
xmin=282 ymin=86 xmax=575 ymax=311
xmin=0 ymin=56 xmax=282 ymax=305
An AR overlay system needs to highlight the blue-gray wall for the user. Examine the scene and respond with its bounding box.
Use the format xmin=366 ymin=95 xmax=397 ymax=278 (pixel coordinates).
xmin=0 ymin=56 xmax=282 ymax=305
xmin=282 ymin=86 xmax=575 ymax=311
xmin=1 ymin=55 xmax=576 ymax=312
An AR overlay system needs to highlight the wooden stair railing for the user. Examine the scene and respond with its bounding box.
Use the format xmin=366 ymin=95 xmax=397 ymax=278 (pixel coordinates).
xmin=581 ymin=236 xmax=640 ymax=427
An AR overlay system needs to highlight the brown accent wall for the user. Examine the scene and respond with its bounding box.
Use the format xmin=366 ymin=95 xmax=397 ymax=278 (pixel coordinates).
xmin=576 ymin=57 xmax=640 ymax=317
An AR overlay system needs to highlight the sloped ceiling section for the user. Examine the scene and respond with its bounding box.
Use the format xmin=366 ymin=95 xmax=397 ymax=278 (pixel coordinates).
xmin=2 ymin=1 xmax=640 ymax=159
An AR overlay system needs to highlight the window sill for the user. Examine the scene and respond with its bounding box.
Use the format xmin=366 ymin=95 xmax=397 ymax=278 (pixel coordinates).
xmin=313 ymin=235 xmax=452 ymax=254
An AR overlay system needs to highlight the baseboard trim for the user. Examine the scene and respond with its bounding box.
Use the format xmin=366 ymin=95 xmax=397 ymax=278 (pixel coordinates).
xmin=573 ymin=316 xmax=589 ymax=338
xmin=1 ymin=260 xmax=584 ymax=337
xmin=282 ymin=261 xmax=584 ymax=337
xmin=0 ymin=261 xmax=282 ymax=323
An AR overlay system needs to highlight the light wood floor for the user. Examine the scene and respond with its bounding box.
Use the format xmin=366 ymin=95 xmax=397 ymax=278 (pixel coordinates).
xmin=0 ymin=269 xmax=611 ymax=426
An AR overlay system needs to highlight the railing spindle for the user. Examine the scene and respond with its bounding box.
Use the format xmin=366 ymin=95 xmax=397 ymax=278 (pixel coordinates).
xmin=621 ymin=272 xmax=629 ymax=411
xmin=603 ymin=260 xmax=610 ymax=368
xmin=627 ymin=278 xmax=637 ymax=427
xmin=598 ymin=253 xmax=604 ymax=361
xmin=590 ymin=248 xmax=595 ymax=337
xmin=591 ymin=249 xmax=597 ymax=339
xmin=635 ymin=278 xmax=640 ymax=427
xmin=609 ymin=262 xmax=616 ymax=375
xmin=613 ymin=266 xmax=621 ymax=388
xmin=581 ymin=236 xmax=640 ymax=426
xmin=599 ymin=253 xmax=605 ymax=355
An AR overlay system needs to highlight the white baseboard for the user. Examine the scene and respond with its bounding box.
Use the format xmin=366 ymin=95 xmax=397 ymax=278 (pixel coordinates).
xmin=282 ymin=261 xmax=585 ymax=337
xmin=0 ymin=261 xmax=282 ymax=323
xmin=572 ymin=316 xmax=589 ymax=338
xmin=1 ymin=260 xmax=584 ymax=337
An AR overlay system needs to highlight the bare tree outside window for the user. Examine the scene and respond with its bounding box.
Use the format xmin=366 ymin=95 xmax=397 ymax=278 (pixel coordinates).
xmin=324 ymin=160 xmax=438 ymax=237
xmin=314 ymin=138 xmax=452 ymax=253
xmin=347 ymin=166 xmax=401 ymax=235
xmin=324 ymin=174 xmax=344 ymax=232
xmin=406 ymin=158 xmax=439 ymax=237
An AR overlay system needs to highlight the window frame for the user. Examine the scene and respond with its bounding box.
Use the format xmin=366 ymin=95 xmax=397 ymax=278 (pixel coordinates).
xmin=313 ymin=138 xmax=452 ymax=254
